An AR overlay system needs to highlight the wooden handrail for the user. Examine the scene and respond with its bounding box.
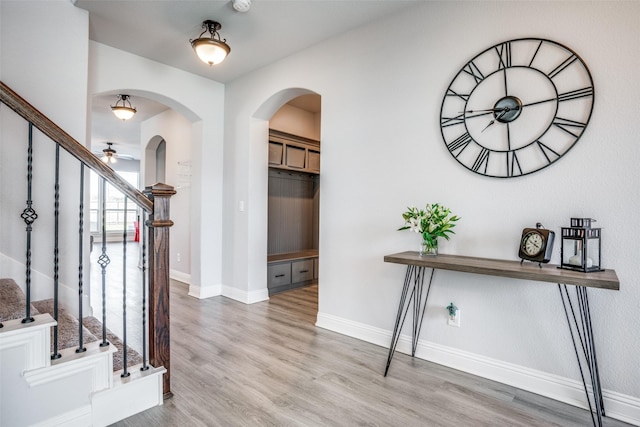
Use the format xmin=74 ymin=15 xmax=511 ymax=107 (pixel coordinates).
xmin=0 ymin=81 xmax=152 ymax=212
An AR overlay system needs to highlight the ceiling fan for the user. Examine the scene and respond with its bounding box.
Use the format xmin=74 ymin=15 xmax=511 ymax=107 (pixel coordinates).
xmin=101 ymin=142 xmax=118 ymax=164
xmin=93 ymin=142 xmax=135 ymax=164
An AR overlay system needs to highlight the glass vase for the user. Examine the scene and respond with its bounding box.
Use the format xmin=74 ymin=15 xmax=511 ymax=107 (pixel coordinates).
xmin=419 ymin=237 xmax=438 ymax=256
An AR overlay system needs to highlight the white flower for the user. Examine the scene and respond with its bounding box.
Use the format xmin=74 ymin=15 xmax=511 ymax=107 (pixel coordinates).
xmin=398 ymin=202 xmax=460 ymax=242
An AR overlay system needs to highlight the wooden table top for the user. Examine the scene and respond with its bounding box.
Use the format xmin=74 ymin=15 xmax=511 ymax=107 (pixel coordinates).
xmin=384 ymin=252 xmax=619 ymax=290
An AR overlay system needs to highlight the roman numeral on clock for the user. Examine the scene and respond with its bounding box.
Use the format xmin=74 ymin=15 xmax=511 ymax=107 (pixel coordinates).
xmin=536 ymin=140 xmax=560 ymax=163
xmin=548 ymin=54 xmax=578 ymax=79
xmin=462 ymin=60 xmax=485 ymax=83
xmin=507 ymin=151 xmax=522 ymax=177
xmin=446 ymin=88 xmax=470 ymax=101
xmin=553 ymin=117 xmax=586 ymax=138
xmin=558 ymin=87 xmax=593 ymax=102
xmin=471 ymin=148 xmax=490 ymax=173
xmin=441 ymin=113 xmax=465 ymax=128
xmin=447 ymin=132 xmax=472 ymax=156
xmin=495 ymin=41 xmax=512 ymax=70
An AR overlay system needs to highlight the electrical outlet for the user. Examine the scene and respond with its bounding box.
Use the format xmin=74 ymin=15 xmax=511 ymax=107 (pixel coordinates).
xmin=177 ymin=252 xmax=181 ymax=262
xmin=447 ymin=310 xmax=461 ymax=327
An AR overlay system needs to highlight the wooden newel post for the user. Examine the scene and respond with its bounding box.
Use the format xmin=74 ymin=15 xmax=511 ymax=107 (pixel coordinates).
xmin=144 ymin=183 xmax=176 ymax=398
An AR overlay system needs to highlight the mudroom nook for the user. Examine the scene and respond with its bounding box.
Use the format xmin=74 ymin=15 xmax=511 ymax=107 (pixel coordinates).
xmin=266 ymin=97 xmax=320 ymax=296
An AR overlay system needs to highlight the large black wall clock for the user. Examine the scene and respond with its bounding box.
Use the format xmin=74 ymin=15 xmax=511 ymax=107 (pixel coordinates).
xmin=439 ymin=38 xmax=594 ymax=178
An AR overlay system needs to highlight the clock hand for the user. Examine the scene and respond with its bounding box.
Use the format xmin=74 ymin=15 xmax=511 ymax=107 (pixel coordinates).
xmin=503 ymin=68 xmax=509 ymax=98
xmin=481 ymin=109 xmax=508 ymax=132
xmin=521 ymin=97 xmax=557 ymax=108
xmin=462 ymin=108 xmax=506 ymax=113
xmin=462 ymin=111 xmax=496 ymax=120
xmin=462 ymin=108 xmax=510 ymax=121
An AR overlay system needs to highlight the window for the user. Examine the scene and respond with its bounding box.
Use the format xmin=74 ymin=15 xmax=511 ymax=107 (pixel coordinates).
xmin=90 ymin=171 xmax=140 ymax=238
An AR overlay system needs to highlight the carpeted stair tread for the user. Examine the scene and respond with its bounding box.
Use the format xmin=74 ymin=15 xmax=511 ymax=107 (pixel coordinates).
xmin=1 ymin=278 xmax=40 ymax=322
xmin=82 ymin=316 xmax=143 ymax=372
xmin=31 ymin=299 xmax=98 ymax=350
xmin=3 ymin=280 xmax=144 ymax=372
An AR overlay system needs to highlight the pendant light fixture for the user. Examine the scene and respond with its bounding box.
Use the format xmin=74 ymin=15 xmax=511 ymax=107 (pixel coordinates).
xmin=101 ymin=142 xmax=117 ymax=164
xmin=111 ymin=94 xmax=137 ymax=121
xmin=190 ymin=20 xmax=231 ymax=66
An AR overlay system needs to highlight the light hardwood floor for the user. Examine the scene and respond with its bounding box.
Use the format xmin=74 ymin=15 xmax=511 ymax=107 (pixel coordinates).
xmin=90 ymin=241 xmax=144 ymax=354
xmin=113 ymin=282 xmax=629 ymax=427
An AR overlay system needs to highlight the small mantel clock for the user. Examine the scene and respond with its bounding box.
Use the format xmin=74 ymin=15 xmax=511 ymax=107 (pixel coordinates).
xmin=519 ymin=223 xmax=555 ymax=265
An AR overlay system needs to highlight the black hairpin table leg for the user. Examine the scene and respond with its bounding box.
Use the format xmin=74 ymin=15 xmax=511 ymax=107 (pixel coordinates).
xmin=384 ymin=266 xmax=435 ymax=376
xmin=558 ymin=284 xmax=605 ymax=427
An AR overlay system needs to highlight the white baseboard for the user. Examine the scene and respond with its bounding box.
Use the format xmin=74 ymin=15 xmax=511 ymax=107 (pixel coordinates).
xmin=188 ymin=283 xmax=222 ymax=299
xmin=170 ymin=269 xmax=191 ymax=285
xmin=188 ymin=281 xmax=269 ymax=304
xmin=316 ymin=312 xmax=640 ymax=426
xmin=221 ymin=285 xmax=269 ymax=304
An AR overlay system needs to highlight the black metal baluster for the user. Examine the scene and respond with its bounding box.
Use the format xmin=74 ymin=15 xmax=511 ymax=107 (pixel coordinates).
xmin=21 ymin=123 xmax=37 ymax=324
xmin=141 ymin=211 xmax=149 ymax=371
xmin=52 ymin=144 xmax=61 ymax=359
xmin=98 ymin=178 xmax=110 ymax=347
xmin=76 ymin=164 xmax=86 ymax=353
xmin=121 ymin=197 xmax=130 ymax=378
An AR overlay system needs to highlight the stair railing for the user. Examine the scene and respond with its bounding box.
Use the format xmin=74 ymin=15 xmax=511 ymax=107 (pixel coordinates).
xmin=0 ymin=81 xmax=174 ymax=397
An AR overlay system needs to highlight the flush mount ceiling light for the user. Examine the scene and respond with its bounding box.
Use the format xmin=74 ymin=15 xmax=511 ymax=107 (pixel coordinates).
xmin=110 ymin=94 xmax=136 ymax=121
xmin=101 ymin=142 xmax=117 ymax=164
xmin=190 ymin=20 xmax=231 ymax=66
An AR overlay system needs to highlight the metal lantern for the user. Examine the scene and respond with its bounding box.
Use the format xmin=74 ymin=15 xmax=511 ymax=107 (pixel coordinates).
xmin=559 ymin=218 xmax=603 ymax=273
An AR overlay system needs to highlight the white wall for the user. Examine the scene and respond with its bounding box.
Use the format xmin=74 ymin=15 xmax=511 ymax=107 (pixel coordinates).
xmin=140 ymin=109 xmax=192 ymax=281
xmin=88 ymin=42 xmax=225 ymax=298
xmin=223 ymin=0 xmax=640 ymax=410
xmin=0 ymin=1 xmax=91 ymax=317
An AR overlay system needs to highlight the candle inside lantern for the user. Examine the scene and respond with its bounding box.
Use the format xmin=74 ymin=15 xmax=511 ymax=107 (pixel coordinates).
xmin=568 ymin=252 xmax=593 ymax=267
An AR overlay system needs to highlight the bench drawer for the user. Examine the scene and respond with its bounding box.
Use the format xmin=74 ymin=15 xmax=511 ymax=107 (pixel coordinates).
xmin=291 ymin=259 xmax=313 ymax=283
xmin=268 ymin=263 xmax=291 ymax=288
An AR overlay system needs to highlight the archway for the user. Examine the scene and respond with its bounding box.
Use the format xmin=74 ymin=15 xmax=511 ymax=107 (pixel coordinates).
xmin=144 ymin=135 xmax=166 ymax=186
xmin=248 ymin=88 xmax=322 ymax=306
xmin=90 ymin=90 xmax=201 ymax=295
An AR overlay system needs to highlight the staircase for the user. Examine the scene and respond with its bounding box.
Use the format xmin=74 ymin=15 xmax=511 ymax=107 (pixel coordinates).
xmin=1 ymin=278 xmax=165 ymax=426
xmin=0 ymin=81 xmax=174 ymax=426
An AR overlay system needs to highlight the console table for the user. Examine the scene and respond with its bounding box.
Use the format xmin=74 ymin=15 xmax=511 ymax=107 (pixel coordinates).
xmin=383 ymin=251 xmax=619 ymax=427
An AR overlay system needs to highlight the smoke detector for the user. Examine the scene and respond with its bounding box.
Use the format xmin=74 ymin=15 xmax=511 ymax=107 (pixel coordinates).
xmin=232 ymin=0 xmax=251 ymax=12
